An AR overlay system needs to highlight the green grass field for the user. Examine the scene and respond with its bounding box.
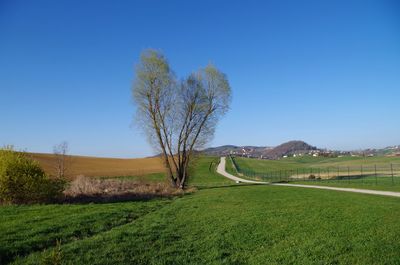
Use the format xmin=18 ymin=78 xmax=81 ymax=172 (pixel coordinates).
xmin=291 ymin=176 xmax=400 ymax=192
xmin=233 ymin=155 xmax=400 ymax=191
xmin=188 ymin=156 xmax=234 ymax=187
xmin=2 ymin=156 xmax=400 ymax=264
xmin=0 ymin=199 xmax=171 ymax=264
xmin=225 ymin=155 xmax=238 ymax=175
xmin=234 ymin=155 xmax=400 ymax=173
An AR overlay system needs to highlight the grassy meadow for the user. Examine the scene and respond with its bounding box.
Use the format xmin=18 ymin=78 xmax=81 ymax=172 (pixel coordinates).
xmin=0 ymin=199 xmax=171 ymax=264
xmin=1 ymin=156 xmax=400 ymax=264
xmin=233 ymin=155 xmax=400 ymax=191
xmin=233 ymin=155 xmax=400 ymax=173
xmin=290 ymin=177 xmax=400 ymax=192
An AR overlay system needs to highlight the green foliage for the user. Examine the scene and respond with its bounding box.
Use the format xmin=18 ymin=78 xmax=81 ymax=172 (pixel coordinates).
xmin=0 ymin=148 xmax=65 ymax=204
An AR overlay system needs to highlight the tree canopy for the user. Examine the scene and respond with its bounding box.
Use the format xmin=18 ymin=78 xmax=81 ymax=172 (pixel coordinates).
xmin=132 ymin=49 xmax=231 ymax=188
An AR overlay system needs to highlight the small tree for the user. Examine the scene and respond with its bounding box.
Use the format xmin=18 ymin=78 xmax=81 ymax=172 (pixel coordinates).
xmin=133 ymin=50 xmax=231 ymax=188
xmin=53 ymin=141 xmax=69 ymax=178
xmin=0 ymin=147 xmax=65 ymax=204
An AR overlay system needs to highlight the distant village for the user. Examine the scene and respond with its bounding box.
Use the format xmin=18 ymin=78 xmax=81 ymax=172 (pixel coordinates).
xmin=228 ymin=145 xmax=400 ymax=160
xmin=203 ymin=141 xmax=400 ymax=160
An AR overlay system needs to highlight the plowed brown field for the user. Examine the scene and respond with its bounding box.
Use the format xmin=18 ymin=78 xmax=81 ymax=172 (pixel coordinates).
xmin=28 ymin=153 xmax=165 ymax=178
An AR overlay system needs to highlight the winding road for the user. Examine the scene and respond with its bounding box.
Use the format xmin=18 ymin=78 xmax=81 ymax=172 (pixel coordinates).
xmin=217 ymin=157 xmax=400 ymax=198
xmin=216 ymin=157 xmax=269 ymax=184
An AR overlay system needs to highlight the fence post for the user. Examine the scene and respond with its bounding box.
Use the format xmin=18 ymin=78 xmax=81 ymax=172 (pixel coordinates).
xmin=361 ymin=165 xmax=363 ymax=184
xmin=391 ymin=163 xmax=394 ymax=185
xmin=337 ymin=167 xmax=340 ymax=181
xmin=375 ymin=164 xmax=377 ymax=185
xmin=347 ymin=166 xmax=350 ymax=184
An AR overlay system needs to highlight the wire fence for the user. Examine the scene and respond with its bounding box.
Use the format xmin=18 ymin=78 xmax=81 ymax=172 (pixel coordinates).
xmin=230 ymin=156 xmax=400 ymax=186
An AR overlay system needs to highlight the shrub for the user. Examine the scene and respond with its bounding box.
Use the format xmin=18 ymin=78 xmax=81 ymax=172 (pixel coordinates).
xmin=0 ymin=148 xmax=65 ymax=204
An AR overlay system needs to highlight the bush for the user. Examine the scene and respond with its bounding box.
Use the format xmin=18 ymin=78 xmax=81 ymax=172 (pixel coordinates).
xmin=0 ymin=148 xmax=65 ymax=204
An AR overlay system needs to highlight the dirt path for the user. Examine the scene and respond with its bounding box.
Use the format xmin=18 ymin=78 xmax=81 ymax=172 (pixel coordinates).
xmin=216 ymin=157 xmax=269 ymax=184
xmin=217 ymin=157 xmax=400 ymax=198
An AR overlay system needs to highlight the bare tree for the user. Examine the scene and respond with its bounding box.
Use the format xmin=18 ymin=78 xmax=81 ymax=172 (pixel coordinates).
xmin=53 ymin=141 xmax=69 ymax=178
xmin=133 ymin=50 xmax=231 ymax=188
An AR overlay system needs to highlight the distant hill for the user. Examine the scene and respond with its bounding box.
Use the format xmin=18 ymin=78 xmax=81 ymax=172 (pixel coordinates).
xmin=203 ymin=141 xmax=400 ymax=159
xmin=262 ymin=140 xmax=317 ymax=159
xmin=355 ymin=145 xmax=400 ymax=156
xmin=202 ymin=140 xmax=317 ymax=159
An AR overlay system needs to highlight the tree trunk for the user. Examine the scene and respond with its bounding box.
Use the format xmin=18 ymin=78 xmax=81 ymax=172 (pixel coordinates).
xmin=179 ymin=169 xmax=187 ymax=189
xmin=161 ymin=153 xmax=176 ymax=187
xmin=180 ymin=156 xmax=191 ymax=189
xmin=170 ymin=176 xmax=177 ymax=187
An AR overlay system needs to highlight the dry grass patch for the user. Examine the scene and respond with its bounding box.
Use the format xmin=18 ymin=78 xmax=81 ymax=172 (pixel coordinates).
xmin=63 ymin=176 xmax=194 ymax=203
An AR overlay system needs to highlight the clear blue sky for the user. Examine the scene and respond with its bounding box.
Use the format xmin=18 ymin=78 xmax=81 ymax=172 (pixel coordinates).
xmin=1 ymin=0 xmax=399 ymax=157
